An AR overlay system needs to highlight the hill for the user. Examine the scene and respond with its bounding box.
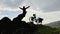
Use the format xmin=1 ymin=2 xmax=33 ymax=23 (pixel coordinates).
xmin=46 ymin=21 xmax=60 ymax=27
xmin=16 ymin=24 xmax=60 ymax=34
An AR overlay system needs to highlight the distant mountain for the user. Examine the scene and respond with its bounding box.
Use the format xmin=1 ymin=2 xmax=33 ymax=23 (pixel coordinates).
xmin=46 ymin=21 xmax=60 ymax=27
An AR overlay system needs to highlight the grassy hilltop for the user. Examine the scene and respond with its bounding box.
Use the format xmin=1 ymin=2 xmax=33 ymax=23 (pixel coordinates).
xmin=16 ymin=23 xmax=60 ymax=34
xmin=34 ymin=25 xmax=60 ymax=34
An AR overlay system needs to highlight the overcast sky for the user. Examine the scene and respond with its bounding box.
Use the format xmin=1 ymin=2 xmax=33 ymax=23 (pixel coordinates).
xmin=0 ymin=0 xmax=60 ymax=24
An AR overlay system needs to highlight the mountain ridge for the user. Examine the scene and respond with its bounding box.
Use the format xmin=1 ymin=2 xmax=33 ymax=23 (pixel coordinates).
xmin=46 ymin=21 xmax=60 ymax=27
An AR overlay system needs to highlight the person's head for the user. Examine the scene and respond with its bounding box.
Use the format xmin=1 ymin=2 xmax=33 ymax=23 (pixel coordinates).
xmin=23 ymin=6 xmax=25 ymax=8
xmin=33 ymin=14 xmax=36 ymax=17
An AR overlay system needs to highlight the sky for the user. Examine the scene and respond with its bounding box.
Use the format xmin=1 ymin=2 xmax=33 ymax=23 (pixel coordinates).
xmin=0 ymin=0 xmax=60 ymax=24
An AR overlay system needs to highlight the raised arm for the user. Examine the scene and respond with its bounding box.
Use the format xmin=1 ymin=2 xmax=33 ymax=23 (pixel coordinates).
xmin=19 ymin=7 xmax=23 ymax=10
xmin=26 ymin=6 xmax=30 ymax=9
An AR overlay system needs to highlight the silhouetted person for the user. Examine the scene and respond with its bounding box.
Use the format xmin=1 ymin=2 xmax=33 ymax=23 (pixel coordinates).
xmin=12 ymin=6 xmax=30 ymax=31
xmin=29 ymin=14 xmax=36 ymax=22
xmin=33 ymin=14 xmax=36 ymax=19
xmin=19 ymin=6 xmax=30 ymax=11
xmin=35 ymin=17 xmax=43 ymax=25
xmin=13 ymin=6 xmax=30 ymax=22
xmin=38 ymin=17 xmax=43 ymax=23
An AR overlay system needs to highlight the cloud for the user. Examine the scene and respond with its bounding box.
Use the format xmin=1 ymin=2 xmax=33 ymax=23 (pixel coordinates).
xmin=0 ymin=10 xmax=22 ymax=20
xmin=0 ymin=0 xmax=60 ymax=12
xmin=0 ymin=0 xmax=24 ymax=9
xmin=22 ymin=8 xmax=60 ymax=24
xmin=22 ymin=0 xmax=60 ymax=12
xmin=0 ymin=0 xmax=60 ymax=24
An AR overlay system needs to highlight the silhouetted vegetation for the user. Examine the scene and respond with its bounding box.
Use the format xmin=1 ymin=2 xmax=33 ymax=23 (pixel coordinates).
xmin=0 ymin=6 xmax=60 ymax=34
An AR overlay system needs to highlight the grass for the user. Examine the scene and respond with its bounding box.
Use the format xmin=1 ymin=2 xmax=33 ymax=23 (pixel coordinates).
xmin=16 ymin=24 xmax=60 ymax=34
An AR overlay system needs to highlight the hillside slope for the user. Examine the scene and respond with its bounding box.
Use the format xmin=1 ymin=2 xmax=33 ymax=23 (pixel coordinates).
xmin=46 ymin=21 xmax=60 ymax=27
xmin=16 ymin=24 xmax=60 ymax=34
